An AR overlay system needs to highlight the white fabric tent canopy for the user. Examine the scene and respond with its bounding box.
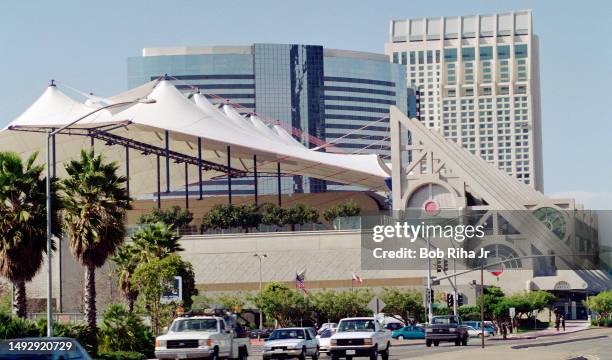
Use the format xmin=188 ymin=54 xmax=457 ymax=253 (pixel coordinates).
xmin=0 ymin=80 xmax=389 ymax=197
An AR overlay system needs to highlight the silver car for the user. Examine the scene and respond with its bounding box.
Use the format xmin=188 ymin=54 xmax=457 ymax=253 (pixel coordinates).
xmin=263 ymin=328 xmax=319 ymax=360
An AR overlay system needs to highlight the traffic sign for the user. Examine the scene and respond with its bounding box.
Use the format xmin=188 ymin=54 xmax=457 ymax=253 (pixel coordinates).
xmin=161 ymin=276 xmax=182 ymax=304
xmin=486 ymin=258 xmax=505 ymax=277
xmin=368 ymin=297 xmax=386 ymax=314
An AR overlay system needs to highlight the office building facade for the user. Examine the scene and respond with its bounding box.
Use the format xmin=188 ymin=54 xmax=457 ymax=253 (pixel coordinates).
xmin=385 ymin=10 xmax=543 ymax=190
xmin=128 ymin=44 xmax=409 ymax=196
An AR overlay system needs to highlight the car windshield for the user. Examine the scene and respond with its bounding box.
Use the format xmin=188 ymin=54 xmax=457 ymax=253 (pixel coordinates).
xmin=319 ymin=329 xmax=332 ymax=338
xmin=431 ymin=317 xmax=458 ymax=325
xmin=171 ymin=319 xmax=218 ymax=332
xmin=268 ymin=329 xmax=305 ymax=340
xmin=338 ymin=319 xmax=376 ymax=332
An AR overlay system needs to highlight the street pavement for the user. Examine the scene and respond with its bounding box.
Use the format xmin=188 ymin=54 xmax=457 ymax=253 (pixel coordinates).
xmin=247 ymin=325 xmax=611 ymax=360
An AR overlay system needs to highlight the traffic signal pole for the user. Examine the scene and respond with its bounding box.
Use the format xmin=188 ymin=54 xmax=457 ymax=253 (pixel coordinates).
xmin=480 ymin=264 xmax=485 ymax=349
xmin=426 ymin=234 xmax=433 ymax=323
xmin=453 ymin=259 xmax=458 ymax=316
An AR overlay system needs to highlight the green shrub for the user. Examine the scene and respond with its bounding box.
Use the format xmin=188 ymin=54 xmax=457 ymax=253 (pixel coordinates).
xmin=98 ymin=304 xmax=153 ymax=356
xmin=591 ymin=318 xmax=612 ymax=327
xmin=0 ymin=312 xmax=98 ymax=354
xmin=323 ymin=200 xmax=361 ymax=222
xmin=139 ymin=206 xmax=194 ymax=229
xmin=95 ymin=351 xmax=146 ymax=360
xmin=0 ymin=312 xmax=41 ymax=339
xmin=33 ymin=319 xmax=98 ymax=354
xmin=517 ymin=318 xmax=549 ymax=330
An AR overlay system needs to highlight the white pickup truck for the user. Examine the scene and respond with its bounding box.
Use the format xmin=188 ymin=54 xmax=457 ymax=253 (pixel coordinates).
xmin=329 ymin=317 xmax=391 ymax=360
xmin=154 ymin=316 xmax=250 ymax=360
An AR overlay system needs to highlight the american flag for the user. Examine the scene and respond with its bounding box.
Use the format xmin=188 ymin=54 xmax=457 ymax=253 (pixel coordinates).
xmin=295 ymin=269 xmax=308 ymax=294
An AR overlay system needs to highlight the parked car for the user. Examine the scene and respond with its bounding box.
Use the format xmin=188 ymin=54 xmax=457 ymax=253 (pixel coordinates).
xmin=318 ymin=323 xmax=338 ymax=334
xmin=464 ymin=325 xmax=492 ymax=338
xmin=391 ymin=326 xmax=425 ymax=340
xmin=262 ymin=327 xmax=320 ymax=360
xmin=383 ymin=322 xmax=403 ymax=331
xmin=316 ymin=328 xmax=334 ymax=354
xmin=155 ymin=316 xmax=250 ymax=360
xmin=425 ymin=315 xmax=469 ymax=347
xmin=329 ymin=317 xmax=391 ymax=360
xmin=463 ymin=321 xmax=495 ymax=336
xmin=250 ymin=328 xmax=274 ymax=340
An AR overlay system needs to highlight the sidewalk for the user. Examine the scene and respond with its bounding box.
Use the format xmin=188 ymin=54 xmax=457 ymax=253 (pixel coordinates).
xmin=489 ymin=320 xmax=590 ymax=340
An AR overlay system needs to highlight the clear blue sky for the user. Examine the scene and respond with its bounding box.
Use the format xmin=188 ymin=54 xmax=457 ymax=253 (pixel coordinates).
xmin=0 ymin=0 xmax=610 ymax=201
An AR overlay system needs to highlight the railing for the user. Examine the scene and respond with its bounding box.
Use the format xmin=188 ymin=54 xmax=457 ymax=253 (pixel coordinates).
xmin=28 ymin=312 xmax=152 ymax=326
xmin=28 ymin=312 xmax=86 ymax=323
xmin=126 ymin=217 xmax=365 ymax=237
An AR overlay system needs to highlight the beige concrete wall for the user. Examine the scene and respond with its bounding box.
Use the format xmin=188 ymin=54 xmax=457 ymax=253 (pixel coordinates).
xmin=20 ymin=229 xmax=594 ymax=314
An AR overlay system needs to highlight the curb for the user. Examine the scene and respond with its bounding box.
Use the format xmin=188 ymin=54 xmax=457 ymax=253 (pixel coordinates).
xmin=488 ymin=327 xmax=591 ymax=341
xmin=510 ymin=335 xmax=609 ymax=349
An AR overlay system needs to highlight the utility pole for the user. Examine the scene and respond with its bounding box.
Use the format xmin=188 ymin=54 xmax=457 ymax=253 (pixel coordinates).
xmin=254 ymin=253 xmax=267 ymax=330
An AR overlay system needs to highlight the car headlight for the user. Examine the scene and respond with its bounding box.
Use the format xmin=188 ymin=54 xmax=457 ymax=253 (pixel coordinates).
xmin=330 ymin=339 xmax=337 ymax=346
xmin=198 ymin=339 xmax=212 ymax=347
xmin=449 ymin=328 xmax=456 ymax=332
xmin=425 ymin=328 xmax=432 ymax=333
xmin=155 ymin=339 xmax=166 ymax=347
xmin=363 ymin=339 xmax=373 ymax=345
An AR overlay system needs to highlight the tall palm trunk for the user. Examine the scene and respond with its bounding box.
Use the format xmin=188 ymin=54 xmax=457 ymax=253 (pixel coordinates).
xmin=84 ymin=264 xmax=97 ymax=334
xmin=13 ymin=280 xmax=27 ymax=318
xmin=127 ymin=293 xmax=136 ymax=314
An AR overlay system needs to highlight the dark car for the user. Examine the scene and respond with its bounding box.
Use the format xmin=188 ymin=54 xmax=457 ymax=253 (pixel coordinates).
xmin=249 ymin=328 xmax=274 ymax=340
xmin=425 ymin=315 xmax=469 ymax=347
xmin=0 ymin=337 xmax=92 ymax=360
xmin=384 ymin=322 xmax=404 ymax=331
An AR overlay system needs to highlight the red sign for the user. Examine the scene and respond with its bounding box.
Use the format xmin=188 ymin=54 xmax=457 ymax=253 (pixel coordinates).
xmin=424 ymin=200 xmax=440 ymax=215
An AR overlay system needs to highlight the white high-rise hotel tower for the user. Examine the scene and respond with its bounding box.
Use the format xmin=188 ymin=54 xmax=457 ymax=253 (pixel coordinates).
xmin=386 ymin=10 xmax=543 ymax=191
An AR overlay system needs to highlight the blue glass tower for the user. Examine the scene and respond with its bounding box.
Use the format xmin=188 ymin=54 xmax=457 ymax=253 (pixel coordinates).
xmin=127 ymin=44 xmax=409 ymax=196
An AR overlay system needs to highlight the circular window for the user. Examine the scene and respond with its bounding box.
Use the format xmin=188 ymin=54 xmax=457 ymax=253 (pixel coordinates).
xmin=532 ymin=207 xmax=567 ymax=240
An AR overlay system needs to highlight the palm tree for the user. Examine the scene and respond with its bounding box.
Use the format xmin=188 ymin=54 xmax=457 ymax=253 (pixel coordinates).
xmin=0 ymin=152 xmax=55 ymax=318
xmin=60 ymin=150 xmax=130 ymax=334
xmin=131 ymin=222 xmax=183 ymax=261
xmin=111 ymin=244 xmax=139 ymax=313
xmin=111 ymin=221 xmax=182 ymax=312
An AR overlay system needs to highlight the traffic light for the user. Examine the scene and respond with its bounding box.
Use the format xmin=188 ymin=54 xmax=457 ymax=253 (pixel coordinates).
xmin=447 ymin=293 xmax=454 ymax=308
xmin=443 ymin=259 xmax=449 ymax=272
xmin=457 ymin=293 xmax=464 ymax=306
xmin=425 ymin=288 xmax=434 ymax=303
xmin=436 ymin=258 xmax=442 ymax=272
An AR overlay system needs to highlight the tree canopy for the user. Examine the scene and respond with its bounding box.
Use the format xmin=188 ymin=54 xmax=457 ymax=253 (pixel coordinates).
xmin=249 ymin=282 xmax=309 ymax=327
xmin=323 ymin=200 xmax=361 ymax=222
xmin=379 ymin=288 xmax=424 ymax=324
xmin=310 ymin=289 xmax=373 ymax=323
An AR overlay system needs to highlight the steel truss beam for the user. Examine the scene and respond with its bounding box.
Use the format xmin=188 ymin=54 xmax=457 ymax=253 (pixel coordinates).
xmin=9 ymin=125 xmax=248 ymax=177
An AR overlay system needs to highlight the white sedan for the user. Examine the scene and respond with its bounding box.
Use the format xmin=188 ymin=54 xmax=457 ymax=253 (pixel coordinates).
xmin=466 ymin=326 xmax=491 ymax=338
xmin=262 ymin=328 xmax=320 ymax=360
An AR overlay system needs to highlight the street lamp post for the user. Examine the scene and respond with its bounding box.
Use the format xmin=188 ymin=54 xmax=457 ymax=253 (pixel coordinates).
xmin=253 ymin=253 xmax=267 ymax=330
xmin=44 ymin=97 xmax=155 ymax=337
